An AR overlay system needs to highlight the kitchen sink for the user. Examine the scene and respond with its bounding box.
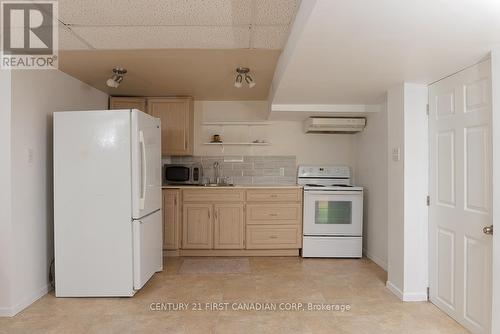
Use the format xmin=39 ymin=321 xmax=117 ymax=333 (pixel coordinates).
xmin=201 ymin=183 xmax=235 ymax=187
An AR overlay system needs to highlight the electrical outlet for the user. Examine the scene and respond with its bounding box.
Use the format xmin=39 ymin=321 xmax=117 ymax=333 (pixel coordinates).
xmin=280 ymin=167 xmax=285 ymax=176
xmin=392 ymin=148 xmax=401 ymax=162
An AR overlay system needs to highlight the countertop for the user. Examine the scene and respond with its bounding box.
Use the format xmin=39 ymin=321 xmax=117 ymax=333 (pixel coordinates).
xmin=162 ymin=184 xmax=303 ymax=189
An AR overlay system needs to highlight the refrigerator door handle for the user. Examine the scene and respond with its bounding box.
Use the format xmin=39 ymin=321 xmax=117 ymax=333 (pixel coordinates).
xmin=139 ymin=130 xmax=147 ymax=210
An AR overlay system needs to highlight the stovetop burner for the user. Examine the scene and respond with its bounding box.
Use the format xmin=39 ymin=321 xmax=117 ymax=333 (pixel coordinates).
xmin=304 ymin=184 xmax=354 ymax=188
xmin=298 ymin=166 xmax=363 ymax=191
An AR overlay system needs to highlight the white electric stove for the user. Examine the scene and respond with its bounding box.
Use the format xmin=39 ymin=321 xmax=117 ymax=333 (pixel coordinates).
xmin=298 ymin=166 xmax=363 ymax=258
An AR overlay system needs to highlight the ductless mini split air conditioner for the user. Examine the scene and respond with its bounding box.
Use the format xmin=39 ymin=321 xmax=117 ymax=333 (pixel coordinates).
xmin=303 ymin=117 xmax=366 ymax=134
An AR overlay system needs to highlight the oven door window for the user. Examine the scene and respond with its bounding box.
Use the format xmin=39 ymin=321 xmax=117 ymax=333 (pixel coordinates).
xmin=303 ymin=191 xmax=363 ymax=236
xmin=315 ymin=201 xmax=352 ymax=225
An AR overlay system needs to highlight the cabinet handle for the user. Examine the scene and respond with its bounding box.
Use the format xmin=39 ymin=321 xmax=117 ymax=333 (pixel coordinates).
xmin=208 ymin=211 xmax=210 ymax=219
xmin=269 ymin=213 xmax=278 ymax=217
xmin=269 ymin=235 xmax=278 ymax=239
xmin=185 ymin=140 xmax=188 ymax=149
xmin=215 ymin=210 xmax=218 ymax=220
xmin=270 ymin=194 xmax=278 ymax=198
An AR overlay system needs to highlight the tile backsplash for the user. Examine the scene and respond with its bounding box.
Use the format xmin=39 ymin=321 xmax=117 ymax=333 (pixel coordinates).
xmin=169 ymin=155 xmax=297 ymax=185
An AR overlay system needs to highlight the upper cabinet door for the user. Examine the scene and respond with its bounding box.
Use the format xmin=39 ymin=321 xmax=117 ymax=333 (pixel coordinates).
xmin=109 ymin=97 xmax=146 ymax=113
xmin=147 ymin=98 xmax=194 ymax=156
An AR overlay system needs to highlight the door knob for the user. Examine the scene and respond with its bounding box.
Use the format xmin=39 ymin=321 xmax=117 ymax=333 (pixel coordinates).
xmin=483 ymin=225 xmax=493 ymax=235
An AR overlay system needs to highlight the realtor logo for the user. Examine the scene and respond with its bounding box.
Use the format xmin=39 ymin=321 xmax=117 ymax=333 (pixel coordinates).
xmin=1 ymin=1 xmax=58 ymax=69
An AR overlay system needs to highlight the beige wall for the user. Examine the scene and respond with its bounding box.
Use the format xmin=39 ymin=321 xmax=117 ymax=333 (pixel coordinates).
xmin=354 ymin=98 xmax=388 ymax=270
xmin=387 ymin=84 xmax=405 ymax=294
xmin=386 ymin=83 xmax=429 ymax=301
xmin=192 ymin=101 xmax=357 ymax=167
xmin=0 ymin=70 xmax=13 ymax=315
xmin=1 ymin=70 xmax=108 ymax=316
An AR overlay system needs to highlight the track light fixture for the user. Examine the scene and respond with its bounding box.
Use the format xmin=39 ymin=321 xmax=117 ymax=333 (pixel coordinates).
xmin=234 ymin=67 xmax=256 ymax=88
xmin=106 ymin=67 xmax=127 ymax=88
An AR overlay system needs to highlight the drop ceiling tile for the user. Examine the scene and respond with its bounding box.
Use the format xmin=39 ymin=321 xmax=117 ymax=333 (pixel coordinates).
xmin=59 ymin=26 xmax=92 ymax=50
xmin=251 ymin=26 xmax=289 ymax=49
xmin=253 ymin=0 xmax=299 ymax=25
xmin=59 ymin=0 xmax=252 ymax=26
xmin=70 ymin=26 xmax=250 ymax=49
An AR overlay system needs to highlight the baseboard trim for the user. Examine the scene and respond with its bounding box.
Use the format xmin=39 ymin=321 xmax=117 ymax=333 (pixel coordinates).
xmin=180 ymin=249 xmax=299 ymax=257
xmin=362 ymin=248 xmax=388 ymax=271
xmin=0 ymin=283 xmax=51 ymax=317
xmin=163 ymin=249 xmax=300 ymax=257
xmin=386 ymin=281 xmax=428 ymax=302
xmin=163 ymin=250 xmax=180 ymax=257
xmin=401 ymin=291 xmax=428 ymax=302
xmin=386 ymin=281 xmax=404 ymax=300
xmin=0 ymin=307 xmax=14 ymax=317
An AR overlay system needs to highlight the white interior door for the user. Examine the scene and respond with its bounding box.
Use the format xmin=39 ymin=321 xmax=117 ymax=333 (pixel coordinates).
xmin=429 ymin=59 xmax=493 ymax=333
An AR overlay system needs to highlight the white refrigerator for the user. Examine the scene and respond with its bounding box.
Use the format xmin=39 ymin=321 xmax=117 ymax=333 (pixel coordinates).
xmin=54 ymin=109 xmax=163 ymax=297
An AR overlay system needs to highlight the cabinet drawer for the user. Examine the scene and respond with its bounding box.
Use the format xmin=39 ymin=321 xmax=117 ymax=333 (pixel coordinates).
xmin=246 ymin=204 xmax=301 ymax=225
xmin=246 ymin=225 xmax=302 ymax=249
xmin=183 ymin=189 xmax=244 ymax=202
xmin=246 ymin=188 xmax=302 ymax=202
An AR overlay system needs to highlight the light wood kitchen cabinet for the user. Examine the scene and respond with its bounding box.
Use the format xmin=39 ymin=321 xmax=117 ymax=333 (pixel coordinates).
xmin=147 ymin=97 xmax=194 ymax=156
xmin=246 ymin=225 xmax=302 ymax=249
xmin=182 ymin=188 xmax=245 ymax=250
xmin=245 ymin=188 xmax=302 ymax=202
xmin=163 ymin=189 xmax=180 ymax=250
xmin=245 ymin=188 xmax=302 ymax=250
xmin=183 ymin=188 xmax=245 ymax=202
xmin=246 ymin=203 xmax=301 ymax=225
xmin=172 ymin=186 xmax=302 ymax=256
xmin=109 ymin=97 xmax=146 ymax=112
xmin=182 ymin=203 xmax=213 ymax=249
xmin=213 ymin=204 xmax=244 ymax=249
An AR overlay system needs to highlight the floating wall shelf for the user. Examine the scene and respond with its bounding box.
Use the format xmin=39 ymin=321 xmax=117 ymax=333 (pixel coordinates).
xmin=202 ymin=121 xmax=271 ymax=148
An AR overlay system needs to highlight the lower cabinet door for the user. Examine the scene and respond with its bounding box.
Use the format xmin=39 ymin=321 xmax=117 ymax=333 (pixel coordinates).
xmin=246 ymin=224 xmax=302 ymax=249
xmin=214 ymin=204 xmax=244 ymax=249
xmin=163 ymin=189 xmax=180 ymax=250
xmin=182 ymin=203 xmax=213 ymax=249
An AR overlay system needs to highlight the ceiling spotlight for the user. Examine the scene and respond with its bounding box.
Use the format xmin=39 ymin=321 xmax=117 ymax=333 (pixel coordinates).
xmin=245 ymin=74 xmax=256 ymax=88
xmin=234 ymin=67 xmax=256 ymax=88
xmin=106 ymin=67 xmax=127 ymax=88
xmin=234 ymin=74 xmax=243 ymax=88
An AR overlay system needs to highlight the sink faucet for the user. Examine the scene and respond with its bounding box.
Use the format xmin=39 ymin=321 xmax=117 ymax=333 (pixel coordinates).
xmin=213 ymin=161 xmax=221 ymax=184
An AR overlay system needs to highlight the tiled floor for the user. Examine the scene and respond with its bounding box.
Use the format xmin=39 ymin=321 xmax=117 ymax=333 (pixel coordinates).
xmin=0 ymin=257 xmax=468 ymax=334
